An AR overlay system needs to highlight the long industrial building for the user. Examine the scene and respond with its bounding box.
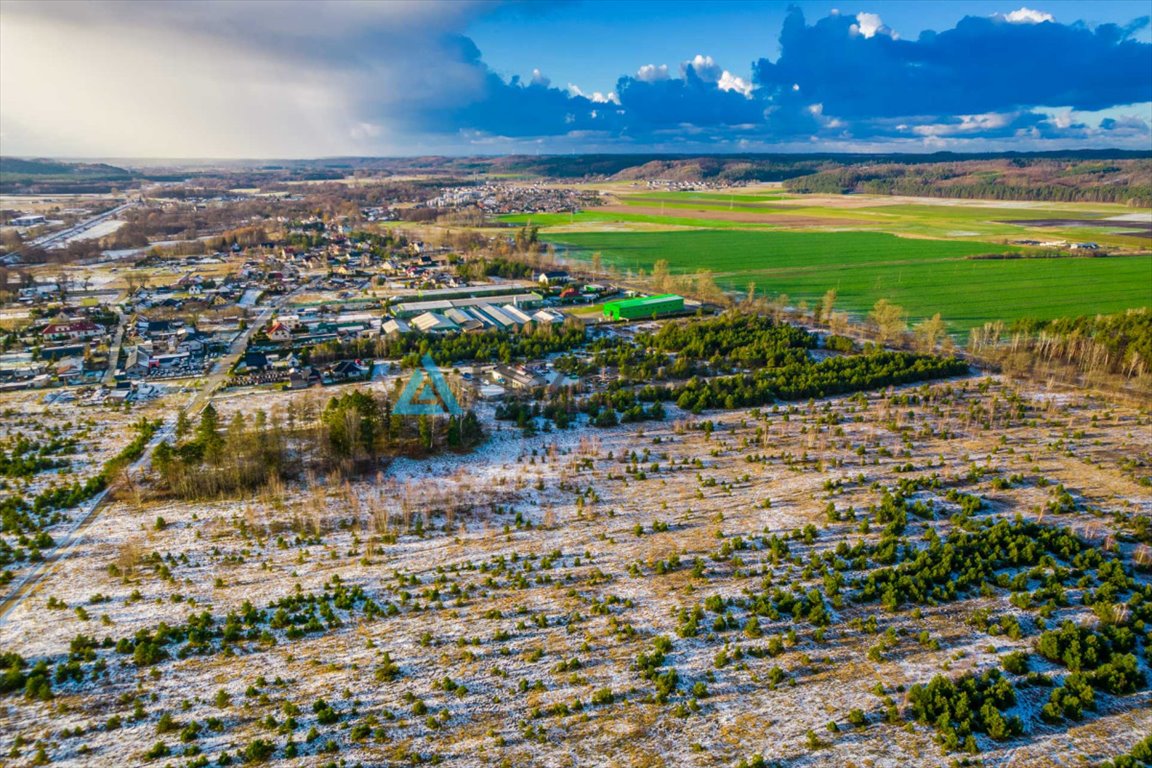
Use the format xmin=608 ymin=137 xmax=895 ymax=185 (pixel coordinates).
xmin=602 ymin=294 xmax=685 ymax=321
xmin=393 ymin=304 xmax=566 ymax=334
xmin=391 ymin=292 xmax=543 ymax=317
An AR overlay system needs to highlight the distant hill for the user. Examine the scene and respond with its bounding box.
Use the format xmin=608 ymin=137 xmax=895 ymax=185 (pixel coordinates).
xmin=781 ymin=156 xmax=1152 ymax=206
xmin=4 ymin=151 xmax=1147 ymax=204
xmin=0 ymin=157 xmax=134 ymax=193
xmin=270 ymin=151 xmax=1151 ymax=204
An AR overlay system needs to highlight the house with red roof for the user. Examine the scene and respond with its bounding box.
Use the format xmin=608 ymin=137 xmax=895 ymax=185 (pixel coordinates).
xmin=42 ymin=319 xmax=101 ymax=342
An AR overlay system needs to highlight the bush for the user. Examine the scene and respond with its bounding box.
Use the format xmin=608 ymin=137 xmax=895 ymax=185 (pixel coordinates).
xmin=1100 ymin=734 xmax=1152 ymax=768
xmin=143 ymin=741 xmax=170 ymax=760
xmin=1036 ymin=621 xmax=1144 ymax=694
xmin=1040 ymin=673 xmax=1094 ymax=722
xmin=591 ymin=687 xmax=614 ymax=706
xmin=907 ymin=669 xmax=1022 ymax=752
xmin=1001 ymin=651 xmax=1030 ymax=675
xmin=241 ymin=738 xmax=275 ymax=763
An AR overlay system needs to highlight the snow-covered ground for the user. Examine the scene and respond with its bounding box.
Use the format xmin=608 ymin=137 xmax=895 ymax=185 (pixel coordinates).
xmin=55 ymin=218 xmax=125 ymax=246
xmin=0 ymin=377 xmax=1148 ymax=767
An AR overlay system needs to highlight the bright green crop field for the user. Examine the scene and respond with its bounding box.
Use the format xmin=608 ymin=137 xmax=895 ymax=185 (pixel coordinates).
xmin=548 ymin=230 xmax=1152 ymax=331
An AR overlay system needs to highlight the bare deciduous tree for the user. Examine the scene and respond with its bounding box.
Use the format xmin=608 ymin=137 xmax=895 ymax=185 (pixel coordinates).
xmin=868 ymin=299 xmax=907 ymax=345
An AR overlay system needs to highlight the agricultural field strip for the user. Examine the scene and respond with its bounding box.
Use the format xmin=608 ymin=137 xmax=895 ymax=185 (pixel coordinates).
xmin=509 ymin=192 xmax=1152 ymax=249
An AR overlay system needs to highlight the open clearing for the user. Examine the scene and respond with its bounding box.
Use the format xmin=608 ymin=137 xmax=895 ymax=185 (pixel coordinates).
xmin=1 ymin=377 xmax=1149 ymax=767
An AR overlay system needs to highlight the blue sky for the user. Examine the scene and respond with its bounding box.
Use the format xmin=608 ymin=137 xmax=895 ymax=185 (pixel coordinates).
xmin=0 ymin=0 xmax=1149 ymax=157
xmin=471 ymin=1 xmax=1152 ymax=99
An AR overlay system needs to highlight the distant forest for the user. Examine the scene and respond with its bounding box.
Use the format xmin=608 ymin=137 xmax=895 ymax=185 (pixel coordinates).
xmin=782 ymin=158 xmax=1152 ymax=206
xmin=2 ymin=151 xmax=1149 ymax=204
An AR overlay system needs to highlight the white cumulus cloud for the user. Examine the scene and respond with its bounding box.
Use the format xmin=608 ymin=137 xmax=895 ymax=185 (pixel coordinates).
xmin=636 ymin=64 xmax=670 ymax=82
xmin=851 ymin=12 xmax=887 ymax=39
xmin=1002 ymin=7 xmax=1055 ymax=23
xmin=566 ymin=83 xmax=619 ymax=104
xmin=717 ymin=71 xmax=752 ymax=97
xmin=684 ymin=54 xmax=723 ymax=82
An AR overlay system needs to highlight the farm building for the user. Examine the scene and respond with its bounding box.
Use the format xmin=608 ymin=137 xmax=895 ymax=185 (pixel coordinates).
xmin=602 ymin=294 xmax=684 ymax=321
xmin=411 ymin=312 xmax=459 ymax=333
xmin=391 ymin=292 xmax=543 ymax=318
xmin=382 ymin=318 xmax=411 ymax=335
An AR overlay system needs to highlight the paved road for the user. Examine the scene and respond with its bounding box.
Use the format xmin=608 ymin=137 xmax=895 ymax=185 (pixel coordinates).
xmin=102 ymin=310 xmax=128 ymax=386
xmin=29 ymin=202 xmax=138 ymax=251
xmin=0 ymin=285 xmax=308 ymax=623
xmin=184 ymin=285 xmax=303 ymax=414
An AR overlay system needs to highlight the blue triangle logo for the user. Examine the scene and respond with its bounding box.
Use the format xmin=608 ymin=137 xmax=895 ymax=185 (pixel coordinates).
xmin=395 ymin=355 xmax=462 ymax=416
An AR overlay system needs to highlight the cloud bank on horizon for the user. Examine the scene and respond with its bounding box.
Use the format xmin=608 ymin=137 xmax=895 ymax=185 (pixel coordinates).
xmin=0 ymin=0 xmax=1149 ymax=157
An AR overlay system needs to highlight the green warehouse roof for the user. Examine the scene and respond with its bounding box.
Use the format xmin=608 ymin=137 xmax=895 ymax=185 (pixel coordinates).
xmin=603 ymin=293 xmax=685 ymax=320
xmin=603 ymin=294 xmax=683 ymax=310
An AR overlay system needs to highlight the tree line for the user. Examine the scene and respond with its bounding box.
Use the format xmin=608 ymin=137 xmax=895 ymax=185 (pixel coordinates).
xmin=966 ymin=308 xmax=1152 ymax=385
xmin=305 ymin=322 xmax=586 ymax=367
xmin=152 ymin=396 xmax=482 ymax=500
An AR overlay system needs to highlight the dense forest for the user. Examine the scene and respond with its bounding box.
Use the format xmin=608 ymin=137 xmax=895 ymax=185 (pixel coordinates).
xmin=498 ymin=313 xmax=969 ymax=427
xmin=270 ymin=150 xmax=1150 ymax=187
xmin=6 ymin=151 xmax=1148 ymax=198
xmin=306 ymin=322 xmax=587 ymax=368
xmin=0 ymin=158 xmax=133 ymax=194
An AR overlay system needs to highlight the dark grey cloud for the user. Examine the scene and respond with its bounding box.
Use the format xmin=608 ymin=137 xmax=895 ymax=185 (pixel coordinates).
xmin=614 ymin=62 xmax=763 ymax=130
xmin=410 ymin=35 xmax=620 ymax=138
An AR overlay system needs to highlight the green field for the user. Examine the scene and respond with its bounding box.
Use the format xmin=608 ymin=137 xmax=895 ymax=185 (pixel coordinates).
xmin=502 ymin=210 xmax=781 ymax=230
xmin=503 ymin=189 xmax=1152 ymax=250
xmin=548 ymin=230 xmax=1152 ymax=331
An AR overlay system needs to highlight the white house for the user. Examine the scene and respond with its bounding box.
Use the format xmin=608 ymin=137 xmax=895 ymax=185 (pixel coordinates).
xmin=266 ymin=321 xmax=293 ymax=343
xmin=537 ymin=270 xmax=570 ymax=286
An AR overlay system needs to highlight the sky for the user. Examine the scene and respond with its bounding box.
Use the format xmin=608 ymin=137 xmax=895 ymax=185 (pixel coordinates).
xmin=1 ymin=0 xmax=1150 ymax=159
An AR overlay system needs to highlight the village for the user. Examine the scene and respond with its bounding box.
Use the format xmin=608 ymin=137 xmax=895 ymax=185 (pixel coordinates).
xmin=1 ymin=194 xmax=692 ymax=401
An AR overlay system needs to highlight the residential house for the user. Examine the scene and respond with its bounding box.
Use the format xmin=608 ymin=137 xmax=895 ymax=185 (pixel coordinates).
xmin=243 ymin=351 xmax=269 ymax=371
xmin=125 ymin=346 xmax=152 ymax=376
xmin=488 ymin=365 xmax=546 ymax=390
xmin=266 ymin=321 xmax=293 ymax=343
xmin=276 ymin=314 xmax=303 ymax=331
xmin=537 ymin=270 xmax=570 ymax=286
xmin=327 ymin=359 xmax=367 ymax=382
xmin=42 ymin=319 xmax=101 ymax=342
xmin=288 ymin=366 xmax=323 ymax=389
